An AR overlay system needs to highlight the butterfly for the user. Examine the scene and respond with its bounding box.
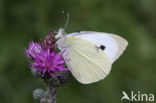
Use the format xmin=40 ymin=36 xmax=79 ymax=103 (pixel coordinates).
xmin=55 ymin=28 xmax=128 ymax=84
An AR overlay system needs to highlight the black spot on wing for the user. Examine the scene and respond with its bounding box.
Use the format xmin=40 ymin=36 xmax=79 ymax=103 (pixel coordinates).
xmin=100 ymin=45 xmax=105 ymax=50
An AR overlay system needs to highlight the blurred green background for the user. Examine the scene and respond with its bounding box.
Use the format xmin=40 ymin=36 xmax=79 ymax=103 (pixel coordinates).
xmin=0 ymin=0 xmax=156 ymax=103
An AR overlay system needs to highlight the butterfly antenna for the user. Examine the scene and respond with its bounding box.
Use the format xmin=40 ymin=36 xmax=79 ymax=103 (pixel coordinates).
xmin=64 ymin=12 xmax=70 ymax=29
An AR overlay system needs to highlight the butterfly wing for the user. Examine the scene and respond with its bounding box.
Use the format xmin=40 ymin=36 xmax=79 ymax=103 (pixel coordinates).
xmin=58 ymin=31 xmax=128 ymax=84
xmin=66 ymin=31 xmax=128 ymax=63
xmin=64 ymin=37 xmax=112 ymax=84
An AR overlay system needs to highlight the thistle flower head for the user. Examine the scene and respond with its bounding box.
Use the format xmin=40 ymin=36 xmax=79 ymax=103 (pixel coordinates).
xmin=31 ymin=49 xmax=68 ymax=76
xmin=25 ymin=32 xmax=69 ymax=77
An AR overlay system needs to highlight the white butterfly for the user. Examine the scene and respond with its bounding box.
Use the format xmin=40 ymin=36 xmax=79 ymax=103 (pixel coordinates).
xmin=55 ymin=28 xmax=128 ymax=84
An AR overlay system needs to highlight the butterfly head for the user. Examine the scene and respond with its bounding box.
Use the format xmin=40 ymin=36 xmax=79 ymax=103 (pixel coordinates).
xmin=55 ymin=28 xmax=67 ymax=39
xmin=55 ymin=28 xmax=67 ymax=50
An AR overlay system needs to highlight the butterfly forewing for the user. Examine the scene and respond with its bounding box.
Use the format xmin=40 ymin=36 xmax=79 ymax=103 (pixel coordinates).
xmin=66 ymin=31 xmax=128 ymax=63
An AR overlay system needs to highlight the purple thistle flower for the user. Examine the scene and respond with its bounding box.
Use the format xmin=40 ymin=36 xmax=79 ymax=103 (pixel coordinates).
xmin=25 ymin=31 xmax=71 ymax=103
xmin=31 ymin=49 xmax=68 ymax=77
xmin=25 ymin=40 xmax=69 ymax=77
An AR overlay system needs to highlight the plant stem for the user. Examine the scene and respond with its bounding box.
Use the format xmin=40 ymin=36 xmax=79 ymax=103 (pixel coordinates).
xmin=49 ymin=87 xmax=57 ymax=103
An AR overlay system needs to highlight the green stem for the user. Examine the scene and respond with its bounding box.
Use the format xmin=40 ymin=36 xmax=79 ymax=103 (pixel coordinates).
xmin=49 ymin=87 xmax=57 ymax=103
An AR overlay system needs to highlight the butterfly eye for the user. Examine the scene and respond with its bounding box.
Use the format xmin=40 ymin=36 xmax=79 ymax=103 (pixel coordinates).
xmin=100 ymin=45 xmax=105 ymax=50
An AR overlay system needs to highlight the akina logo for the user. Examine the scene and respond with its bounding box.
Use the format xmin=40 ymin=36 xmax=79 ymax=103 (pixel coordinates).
xmin=121 ymin=91 xmax=154 ymax=102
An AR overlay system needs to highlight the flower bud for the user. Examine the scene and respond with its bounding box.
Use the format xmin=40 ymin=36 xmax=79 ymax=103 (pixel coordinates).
xmin=44 ymin=30 xmax=55 ymax=51
xmin=44 ymin=90 xmax=49 ymax=98
xmin=33 ymin=88 xmax=45 ymax=101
